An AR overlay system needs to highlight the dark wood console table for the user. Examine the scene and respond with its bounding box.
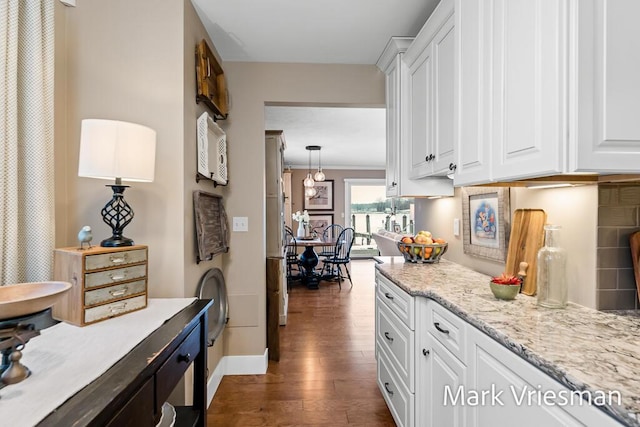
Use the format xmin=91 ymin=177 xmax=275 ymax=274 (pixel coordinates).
xmin=37 ymin=299 xmax=212 ymax=427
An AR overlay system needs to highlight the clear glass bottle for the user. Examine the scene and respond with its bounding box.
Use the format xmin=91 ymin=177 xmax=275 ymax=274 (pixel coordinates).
xmin=536 ymin=225 xmax=568 ymax=308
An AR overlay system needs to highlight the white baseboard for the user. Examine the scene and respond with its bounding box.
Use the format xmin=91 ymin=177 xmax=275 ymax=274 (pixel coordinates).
xmin=207 ymin=349 xmax=269 ymax=406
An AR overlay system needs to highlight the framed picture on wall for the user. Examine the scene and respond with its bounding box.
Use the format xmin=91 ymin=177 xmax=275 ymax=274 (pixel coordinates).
xmin=308 ymin=214 xmax=334 ymax=237
xmin=303 ymin=179 xmax=334 ymax=210
xmin=461 ymin=187 xmax=510 ymax=262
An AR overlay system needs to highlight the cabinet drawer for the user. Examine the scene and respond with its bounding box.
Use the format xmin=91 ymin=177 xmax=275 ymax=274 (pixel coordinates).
xmin=376 ymin=271 xmax=415 ymax=330
xmin=84 ymin=295 xmax=147 ymax=324
xmin=85 ymin=248 xmax=147 ymax=271
xmin=84 ymin=264 xmax=147 ymax=289
xmin=84 ymin=279 xmax=146 ymax=307
xmin=376 ymin=296 xmax=415 ymax=392
xmin=427 ymin=300 xmax=466 ymax=362
xmin=377 ymin=346 xmax=414 ymax=427
xmin=156 ymin=323 xmax=202 ymax=411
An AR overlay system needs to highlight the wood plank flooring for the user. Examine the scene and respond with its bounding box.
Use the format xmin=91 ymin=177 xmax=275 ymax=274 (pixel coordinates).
xmin=208 ymin=259 xmax=396 ymax=426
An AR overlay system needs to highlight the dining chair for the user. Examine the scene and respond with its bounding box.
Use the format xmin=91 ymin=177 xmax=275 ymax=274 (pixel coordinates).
xmin=317 ymin=224 xmax=344 ymax=259
xmin=284 ymin=227 xmax=301 ymax=289
xmin=320 ymin=227 xmax=355 ymax=289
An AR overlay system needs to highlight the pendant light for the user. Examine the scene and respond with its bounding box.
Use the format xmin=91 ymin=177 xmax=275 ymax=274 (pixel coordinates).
xmin=304 ymin=186 xmax=317 ymax=198
xmin=314 ymin=146 xmax=325 ymax=182
xmin=303 ymin=146 xmax=316 ymax=188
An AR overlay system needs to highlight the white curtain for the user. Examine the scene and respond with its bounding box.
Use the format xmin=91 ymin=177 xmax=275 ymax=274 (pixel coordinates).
xmin=0 ymin=0 xmax=55 ymax=284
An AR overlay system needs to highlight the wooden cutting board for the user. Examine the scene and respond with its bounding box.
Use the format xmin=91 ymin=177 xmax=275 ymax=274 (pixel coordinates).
xmin=629 ymin=231 xmax=640 ymax=303
xmin=505 ymin=209 xmax=547 ymax=296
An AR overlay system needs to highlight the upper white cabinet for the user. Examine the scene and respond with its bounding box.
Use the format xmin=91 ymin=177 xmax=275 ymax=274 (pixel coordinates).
xmin=453 ymin=0 xmax=640 ymax=186
xmin=377 ymin=38 xmax=454 ymax=197
xmin=573 ymin=0 xmax=640 ymax=172
xmin=404 ymin=0 xmax=456 ymax=179
xmin=378 ymin=37 xmax=413 ymax=197
xmin=490 ymin=0 xmax=567 ymax=181
xmin=453 ymin=0 xmax=492 ymax=185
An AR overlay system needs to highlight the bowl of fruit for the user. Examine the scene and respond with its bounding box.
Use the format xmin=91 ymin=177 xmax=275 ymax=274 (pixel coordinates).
xmin=396 ymin=231 xmax=448 ymax=263
xmin=489 ymin=273 xmax=522 ymax=300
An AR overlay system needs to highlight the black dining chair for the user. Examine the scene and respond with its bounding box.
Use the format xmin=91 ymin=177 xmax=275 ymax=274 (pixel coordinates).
xmin=317 ymin=224 xmax=344 ymax=259
xmin=284 ymin=227 xmax=301 ymax=289
xmin=320 ymin=227 xmax=355 ymax=289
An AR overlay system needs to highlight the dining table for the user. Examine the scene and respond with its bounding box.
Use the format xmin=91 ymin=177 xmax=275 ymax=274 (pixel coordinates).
xmin=292 ymin=237 xmax=336 ymax=289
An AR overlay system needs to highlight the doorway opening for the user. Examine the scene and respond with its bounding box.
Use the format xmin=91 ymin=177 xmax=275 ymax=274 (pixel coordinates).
xmin=344 ymin=179 xmax=415 ymax=258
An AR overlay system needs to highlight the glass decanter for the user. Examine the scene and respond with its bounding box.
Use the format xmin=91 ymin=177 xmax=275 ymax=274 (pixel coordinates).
xmin=536 ymin=225 xmax=568 ymax=308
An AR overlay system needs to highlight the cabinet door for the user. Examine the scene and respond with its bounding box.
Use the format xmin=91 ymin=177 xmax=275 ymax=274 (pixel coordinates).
xmin=408 ymin=43 xmax=434 ymax=179
xmin=574 ymin=0 xmax=640 ymax=172
xmin=385 ymin=60 xmax=401 ymax=197
xmin=490 ymin=0 xmax=566 ymax=181
xmin=469 ymin=330 xmax=599 ymax=427
xmin=453 ymin=0 xmax=493 ymax=186
xmin=420 ymin=336 xmax=466 ymax=427
xmin=431 ymin=14 xmax=456 ymax=175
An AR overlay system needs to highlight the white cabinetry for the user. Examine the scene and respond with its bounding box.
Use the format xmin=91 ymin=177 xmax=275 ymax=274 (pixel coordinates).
xmin=404 ymin=0 xmax=455 ymax=179
xmin=377 ymin=38 xmax=454 ymax=198
xmin=468 ymin=321 xmax=621 ymax=427
xmin=417 ymin=298 xmax=467 ymax=427
xmin=375 ymin=276 xmax=624 ymax=426
xmin=574 ymin=0 xmax=640 ymax=172
xmin=489 ymin=0 xmax=567 ymax=182
xmin=453 ymin=0 xmax=640 ymax=186
xmin=375 ymin=271 xmax=415 ymax=427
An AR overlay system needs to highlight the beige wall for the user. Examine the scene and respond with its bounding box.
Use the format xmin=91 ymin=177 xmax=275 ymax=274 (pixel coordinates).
xmin=56 ymin=0 xmax=225 ymax=385
xmin=415 ymin=185 xmax=599 ymax=308
xmin=222 ymin=62 xmax=384 ymax=355
xmin=289 ymin=169 xmax=385 ymax=228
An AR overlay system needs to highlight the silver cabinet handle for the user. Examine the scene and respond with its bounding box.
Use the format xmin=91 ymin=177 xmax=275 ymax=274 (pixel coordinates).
xmin=109 ymin=254 xmax=128 ymax=264
xmin=109 ymin=287 xmax=128 ymax=297
xmin=109 ymin=273 xmax=126 ymax=281
xmin=109 ymin=302 xmax=127 ymax=313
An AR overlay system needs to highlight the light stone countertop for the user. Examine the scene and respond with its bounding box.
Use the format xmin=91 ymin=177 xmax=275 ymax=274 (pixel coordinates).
xmin=375 ymin=256 xmax=640 ymax=426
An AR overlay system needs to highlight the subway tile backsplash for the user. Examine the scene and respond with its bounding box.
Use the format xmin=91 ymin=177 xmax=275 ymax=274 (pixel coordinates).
xmin=597 ymin=184 xmax=640 ymax=310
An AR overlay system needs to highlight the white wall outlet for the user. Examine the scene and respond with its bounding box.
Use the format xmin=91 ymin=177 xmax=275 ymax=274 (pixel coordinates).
xmin=233 ymin=216 xmax=248 ymax=232
xmin=453 ymin=218 xmax=460 ymax=237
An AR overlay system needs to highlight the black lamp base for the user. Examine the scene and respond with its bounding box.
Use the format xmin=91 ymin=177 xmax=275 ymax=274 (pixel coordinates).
xmin=100 ymin=184 xmax=135 ymax=248
xmin=101 ymin=236 xmax=134 ymax=247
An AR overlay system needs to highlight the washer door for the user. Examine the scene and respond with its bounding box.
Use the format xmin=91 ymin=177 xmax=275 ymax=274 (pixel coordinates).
xmin=196 ymin=268 xmax=229 ymax=346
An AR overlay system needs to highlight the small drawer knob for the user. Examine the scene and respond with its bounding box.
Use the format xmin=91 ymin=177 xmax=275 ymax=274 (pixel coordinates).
xmin=178 ymin=353 xmax=191 ymax=364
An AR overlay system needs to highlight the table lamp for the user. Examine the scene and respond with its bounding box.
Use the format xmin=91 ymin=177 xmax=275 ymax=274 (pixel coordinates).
xmin=78 ymin=119 xmax=156 ymax=247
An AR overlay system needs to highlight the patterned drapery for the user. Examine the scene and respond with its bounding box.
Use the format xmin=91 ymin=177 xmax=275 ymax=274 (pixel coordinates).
xmin=0 ymin=0 xmax=55 ymax=284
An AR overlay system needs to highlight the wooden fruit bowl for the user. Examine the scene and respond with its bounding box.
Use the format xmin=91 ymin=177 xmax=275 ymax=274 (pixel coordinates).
xmin=396 ymin=241 xmax=448 ymax=263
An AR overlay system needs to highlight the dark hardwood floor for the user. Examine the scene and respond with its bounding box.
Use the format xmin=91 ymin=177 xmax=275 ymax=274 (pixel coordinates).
xmin=207 ymin=259 xmax=396 ymax=426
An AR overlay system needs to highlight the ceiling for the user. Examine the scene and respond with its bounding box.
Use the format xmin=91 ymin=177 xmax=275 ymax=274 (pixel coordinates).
xmin=191 ymin=0 xmax=439 ymax=170
xmin=191 ymin=0 xmax=439 ymax=64
xmin=265 ymin=106 xmax=386 ymax=169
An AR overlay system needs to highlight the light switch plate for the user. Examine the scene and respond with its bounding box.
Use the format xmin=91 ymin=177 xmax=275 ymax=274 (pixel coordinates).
xmin=453 ymin=218 xmax=460 ymax=237
xmin=233 ymin=216 xmax=248 ymax=232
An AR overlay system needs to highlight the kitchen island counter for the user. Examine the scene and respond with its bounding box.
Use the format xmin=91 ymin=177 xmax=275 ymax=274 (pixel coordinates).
xmin=375 ymin=256 xmax=640 ymax=426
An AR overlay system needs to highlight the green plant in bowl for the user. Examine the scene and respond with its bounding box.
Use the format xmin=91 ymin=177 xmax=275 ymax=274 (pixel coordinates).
xmin=489 ymin=273 xmax=521 ymax=300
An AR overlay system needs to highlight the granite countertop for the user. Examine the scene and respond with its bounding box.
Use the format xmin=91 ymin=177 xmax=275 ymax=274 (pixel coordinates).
xmin=375 ymin=256 xmax=640 ymax=426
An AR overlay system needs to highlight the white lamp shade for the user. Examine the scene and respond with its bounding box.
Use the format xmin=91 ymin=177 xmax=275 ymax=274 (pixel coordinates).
xmin=78 ymin=119 xmax=156 ymax=182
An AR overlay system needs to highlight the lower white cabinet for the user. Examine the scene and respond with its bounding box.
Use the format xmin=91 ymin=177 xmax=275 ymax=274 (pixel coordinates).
xmin=375 ymin=281 xmax=624 ymax=426
xmin=468 ymin=326 xmax=621 ymax=427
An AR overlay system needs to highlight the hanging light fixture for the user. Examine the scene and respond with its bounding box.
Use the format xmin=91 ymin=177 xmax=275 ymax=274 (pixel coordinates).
xmin=304 ymin=186 xmax=317 ymax=198
xmin=303 ymin=145 xmax=317 ymax=188
xmin=314 ymin=146 xmax=325 ymax=182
